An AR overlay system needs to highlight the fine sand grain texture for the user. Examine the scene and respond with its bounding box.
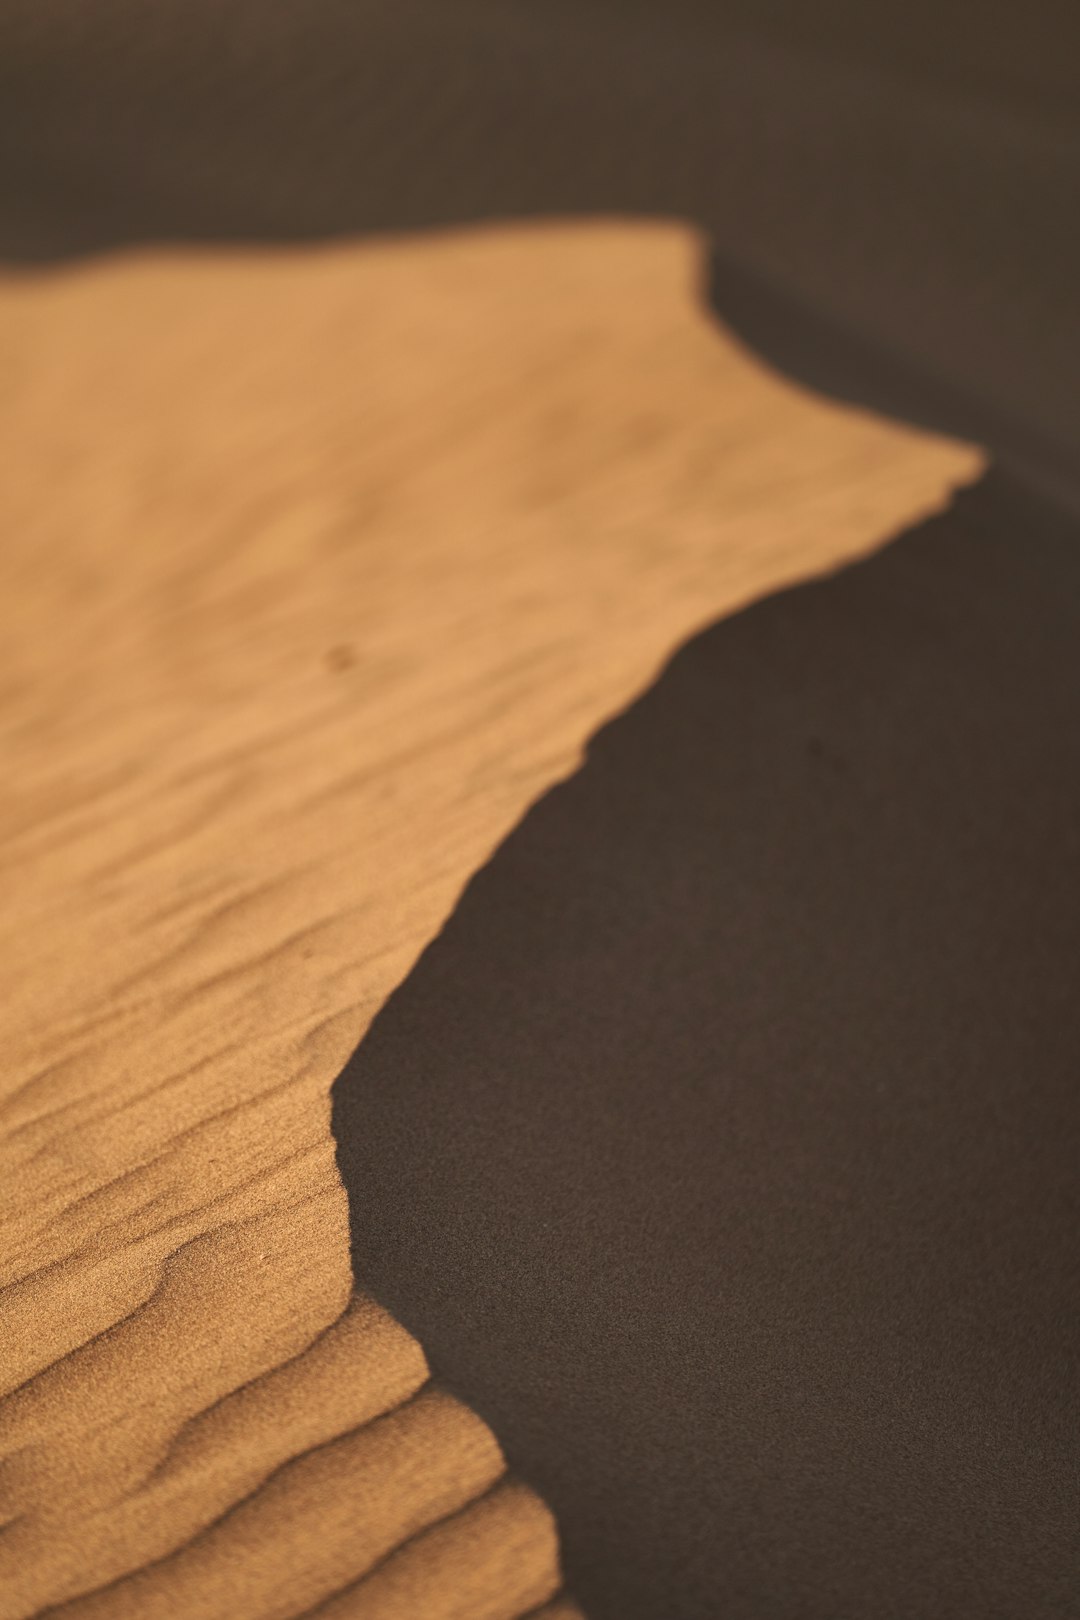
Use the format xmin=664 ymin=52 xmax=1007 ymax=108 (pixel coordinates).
xmin=0 ymin=221 xmax=978 ymax=1618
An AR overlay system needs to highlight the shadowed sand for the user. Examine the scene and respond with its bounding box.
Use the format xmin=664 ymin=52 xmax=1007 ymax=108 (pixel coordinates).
xmin=333 ymin=470 xmax=1080 ymax=1620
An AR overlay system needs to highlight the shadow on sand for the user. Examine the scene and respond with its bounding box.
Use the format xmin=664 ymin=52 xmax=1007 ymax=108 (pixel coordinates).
xmin=332 ymin=471 xmax=1080 ymax=1620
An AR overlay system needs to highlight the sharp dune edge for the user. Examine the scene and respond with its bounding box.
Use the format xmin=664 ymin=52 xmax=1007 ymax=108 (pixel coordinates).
xmin=0 ymin=222 xmax=978 ymax=1618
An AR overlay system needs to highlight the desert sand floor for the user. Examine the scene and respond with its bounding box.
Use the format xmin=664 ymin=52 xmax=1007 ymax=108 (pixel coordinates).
xmin=0 ymin=222 xmax=978 ymax=1618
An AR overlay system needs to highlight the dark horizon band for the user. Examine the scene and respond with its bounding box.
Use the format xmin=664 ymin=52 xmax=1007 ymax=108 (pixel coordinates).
xmin=2 ymin=0 xmax=1079 ymax=507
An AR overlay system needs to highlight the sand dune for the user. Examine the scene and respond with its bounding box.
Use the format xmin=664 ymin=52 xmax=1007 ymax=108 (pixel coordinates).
xmin=0 ymin=222 xmax=977 ymax=1617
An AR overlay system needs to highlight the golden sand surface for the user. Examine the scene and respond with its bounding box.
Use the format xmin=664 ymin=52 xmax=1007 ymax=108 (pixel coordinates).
xmin=0 ymin=222 xmax=979 ymax=1618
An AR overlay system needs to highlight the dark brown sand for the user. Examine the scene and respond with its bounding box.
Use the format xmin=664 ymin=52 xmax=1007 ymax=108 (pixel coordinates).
xmin=334 ymin=469 xmax=1080 ymax=1620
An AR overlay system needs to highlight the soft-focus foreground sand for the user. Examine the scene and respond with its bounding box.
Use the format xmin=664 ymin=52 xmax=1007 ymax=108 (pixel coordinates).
xmin=0 ymin=222 xmax=979 ymax=1618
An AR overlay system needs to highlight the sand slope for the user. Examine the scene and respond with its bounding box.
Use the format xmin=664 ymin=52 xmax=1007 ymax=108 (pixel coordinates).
xmin=0 ymin=222 xmax=977 ymax=1617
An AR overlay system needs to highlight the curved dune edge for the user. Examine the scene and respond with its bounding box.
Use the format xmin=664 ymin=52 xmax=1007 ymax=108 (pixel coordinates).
xmin=0 ymin=221 xmax=978 ymax=1618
